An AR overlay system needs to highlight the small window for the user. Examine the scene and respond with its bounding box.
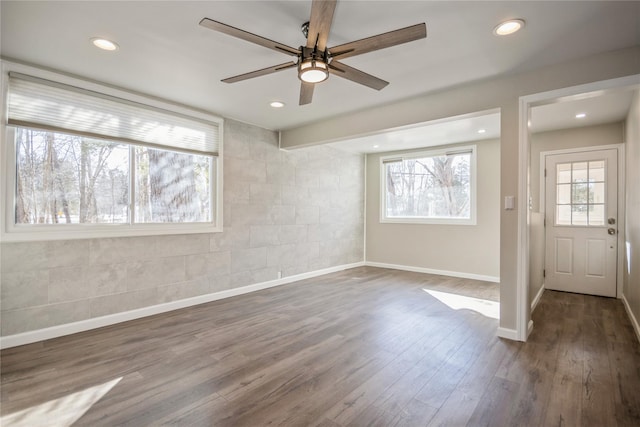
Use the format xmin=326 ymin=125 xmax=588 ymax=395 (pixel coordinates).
xmin=555 ymin=160 xmax=606 ymax=226
xmin=381 ymin=146 xmax=476 ymax=224
xmin=2 ymin=69 xmax=222 ymax=241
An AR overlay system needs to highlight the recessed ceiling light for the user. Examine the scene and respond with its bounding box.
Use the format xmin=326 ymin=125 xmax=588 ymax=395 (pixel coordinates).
xmin=91 ymin=38 xmax=119 ymax=51
xmin=373 ymin=145 xmax=380 ymax=148
xmin=478 ymin=129 xmax=486 ymax=134
xmin=493 ymin=19 xmax=525 ymax=36
xmin=575 ymin=113 xmax=586 ymax=119
xmin=270 ymin=101 xmax=285 ymax=108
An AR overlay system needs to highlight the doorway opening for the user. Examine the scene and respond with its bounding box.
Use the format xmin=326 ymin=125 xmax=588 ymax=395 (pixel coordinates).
xmin=517 ymin=74 xmax=640 ymax=341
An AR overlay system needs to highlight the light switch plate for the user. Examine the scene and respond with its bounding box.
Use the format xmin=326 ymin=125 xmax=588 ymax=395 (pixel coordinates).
xmin=505 ymin=196 xmax=515 ymax=210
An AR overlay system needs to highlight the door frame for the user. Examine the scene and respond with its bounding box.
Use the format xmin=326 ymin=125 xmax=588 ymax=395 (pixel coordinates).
xmin=516 ymin=74 xmax=639 ymax=342
xmin=539 ymin=144 xmax=625 ymax=298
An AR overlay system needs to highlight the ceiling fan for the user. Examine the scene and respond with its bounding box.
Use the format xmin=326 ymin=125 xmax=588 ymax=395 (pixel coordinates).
xmin=199 ymin=0 xmax=426 ymax=105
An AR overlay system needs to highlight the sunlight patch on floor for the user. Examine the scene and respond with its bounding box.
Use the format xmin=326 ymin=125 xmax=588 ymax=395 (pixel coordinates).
xmin=423 ymin=289 xmax=500 ymax=319
xmin=1 ymin=377 xmax=122 ymax=427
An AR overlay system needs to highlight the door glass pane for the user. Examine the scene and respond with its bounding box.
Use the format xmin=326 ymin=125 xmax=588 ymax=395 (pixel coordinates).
xmin=556 ymin=205 xmax=572 ymax=225
xmin=572 ymin=183 xmax=588 ymax=204
xmin=589 ymin=183 xmax=605 ymax=203
xmin=572 ymin=205 xmax=588 ymax=225
xmin=572 ymin=162 xmax=588 ymax=183
xmin=557 ymin=184 xmax=571 ymax=204
xmin=557 ymin=163 xmax=572 ymax=184
xmin=589 ymin=205 xmax=605 ymax=226
xmin=589 ymin=161 xmax=605 ymax=182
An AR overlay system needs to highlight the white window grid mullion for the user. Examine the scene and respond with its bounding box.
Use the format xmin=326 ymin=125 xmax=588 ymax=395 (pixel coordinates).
xmin=129 ymin=145 xmax=136 ymax=225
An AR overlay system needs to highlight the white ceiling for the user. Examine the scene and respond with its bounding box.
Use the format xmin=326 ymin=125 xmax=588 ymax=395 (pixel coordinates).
xmin=329 ymin=111 xmax=501 ymax=153
xmin=1 ymin=1 xmax=638 ymax=133
xmin=329 ymin=88 xmax=636 ymax=154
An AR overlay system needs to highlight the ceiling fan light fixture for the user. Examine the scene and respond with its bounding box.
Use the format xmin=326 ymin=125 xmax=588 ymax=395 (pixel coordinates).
xmin=298 ymin=59 xmax=329 ymax=84
xmin=493 ymin=19 xmax=525 ymax=36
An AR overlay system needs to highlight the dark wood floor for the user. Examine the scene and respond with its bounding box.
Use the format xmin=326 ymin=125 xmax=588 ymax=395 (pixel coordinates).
xmin=1 ymin=266 xmax=639 ymax=426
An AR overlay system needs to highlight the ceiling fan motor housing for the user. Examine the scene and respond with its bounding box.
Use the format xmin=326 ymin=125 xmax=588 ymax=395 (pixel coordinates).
xmin=298 ymin=46 xmax=330 ymax=83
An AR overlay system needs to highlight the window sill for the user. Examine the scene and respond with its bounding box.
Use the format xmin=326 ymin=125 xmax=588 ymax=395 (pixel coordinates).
xmin=380 ymin=217 xmax=477 ymax=226
xmin=1 ymin=223 xmax=222 ymax=242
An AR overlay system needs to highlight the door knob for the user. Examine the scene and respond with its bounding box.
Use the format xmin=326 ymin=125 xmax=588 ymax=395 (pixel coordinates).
xmin=608 ymin=228 xmax=616 ymax=235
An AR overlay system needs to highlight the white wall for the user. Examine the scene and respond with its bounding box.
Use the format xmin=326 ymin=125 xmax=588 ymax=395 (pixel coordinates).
xmin=528 ymin=123 xmax=625 ymax=303
xmin=365 ymin=139 xmax=500 ymax=280
xmin=0 ymin=119 xmax=365 ymax=337
xmin=624 ymin=90 xmax=640 ymax=331
xmin=280 ymin=46 xmax=640 ymax=334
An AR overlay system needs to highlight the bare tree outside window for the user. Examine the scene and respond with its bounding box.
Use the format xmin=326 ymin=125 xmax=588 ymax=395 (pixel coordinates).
xmin=135 ymin=147 xmax=211 ymax=223
xmin=15 ymin=128 xmax=129 ymax=224
xmin=14 ymin=127 xmax=212 ymax=226
xmin=385 ymin=152 xmax=471 ymax=219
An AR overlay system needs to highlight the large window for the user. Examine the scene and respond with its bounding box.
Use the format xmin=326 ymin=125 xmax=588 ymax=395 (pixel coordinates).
xmin=2 ymin=67 xmax=222 ymax=240
xmin=381 ymin=146 xmax=476 ymax=224
xmin=14 ymin=128 xmax=213 ymax=225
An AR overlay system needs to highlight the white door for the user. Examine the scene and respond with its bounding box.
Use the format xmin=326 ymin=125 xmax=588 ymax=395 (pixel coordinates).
xmin=544 ymin=148 xmax=618 ymax=297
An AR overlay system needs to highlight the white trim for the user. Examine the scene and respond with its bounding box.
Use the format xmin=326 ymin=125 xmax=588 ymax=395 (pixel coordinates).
xmin=363 ymin=153 xmax=368 ymax=261
xmin=516 ymin=74 xmax=640 ymax=343
xmin=379 ymin=145 xmax=477 ymax=226
xmin=0 ymin=261 xmax=364 ymax=349
xmin=365 ymin=261 xmax=500 ymax=283
xmin=616 ymin=144 xmax=626 ymax=299
xmin=621 ymin=293 xmax=640 ymax=343
xmin=497 ymin=327 xmax=518 ymax=340
xmin=531 ymin=284 xmax=545 ymax=313
xmin=516 ymin=96 xmax=530 ymax=342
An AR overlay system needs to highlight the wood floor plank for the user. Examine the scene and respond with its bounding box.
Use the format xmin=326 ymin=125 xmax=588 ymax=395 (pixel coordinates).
xmin=1 ymin=268 xmax=638 ymax=426
xmin=543 ymin=373 xmax=583 ymax=427
xmin=425 ymin=338 xmax=516 ymax=427
xmin=466 ymin=377 xmax=521 ymax=427
xmin=608 ymin=341 xmax=640 ymax=426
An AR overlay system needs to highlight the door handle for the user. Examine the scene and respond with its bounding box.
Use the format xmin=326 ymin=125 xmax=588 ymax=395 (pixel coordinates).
xmin=608 ymin=228 xmax=616 ymax=235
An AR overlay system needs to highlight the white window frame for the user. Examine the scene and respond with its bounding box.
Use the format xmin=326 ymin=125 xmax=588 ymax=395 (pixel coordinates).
xmin=379 ymin=145 xmax=477 ymax=225
xmin=1 ymin=60 xmax=224 ymax=242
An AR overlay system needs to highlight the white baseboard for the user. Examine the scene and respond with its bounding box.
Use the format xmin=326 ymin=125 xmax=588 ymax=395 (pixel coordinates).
xmin=531 ymin=285 xmax=545 ymax=313
xmin=621 ymin=293 xmax=640 ymax=343
xmin=527 ymin=320 xmax=534 ymax=338
xmin=365 ymin=261 xmax=500 ymax=283
xmin=0 ymin=261 xmax=365 ymax=349
xmin=496 ymin=327 xmax=518 ymax=340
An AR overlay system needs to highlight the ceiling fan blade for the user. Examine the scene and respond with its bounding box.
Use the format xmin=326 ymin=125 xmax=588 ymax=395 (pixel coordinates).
xmin=329 ymin=61 xmax=389 ymax=90
xmin=299 ymin=82 xmax=315 ymax=105
xmin=222 ymin=62 xmax=297 ymax=83
xmin=200 ymin=18 xmax=299 ymax=56
xmin=306 ymin=0 xmax=337 ymax=51
xmin=329 ymin=23 xmax=426 ymax=60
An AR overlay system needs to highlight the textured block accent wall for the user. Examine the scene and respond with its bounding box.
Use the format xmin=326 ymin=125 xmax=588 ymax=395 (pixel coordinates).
xmin=0 ymin=119 xmax=365 ymax=336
